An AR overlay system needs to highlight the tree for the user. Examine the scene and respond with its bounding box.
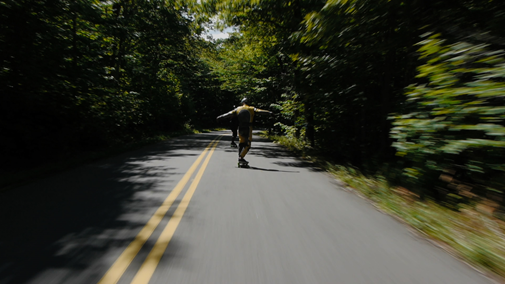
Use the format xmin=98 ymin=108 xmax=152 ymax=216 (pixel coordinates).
xmin=391 ymin=34 xmax=505 ymax=199
xmin=0 ymin=0 xmax=210 ymax=170
xmin=200 ymin=0 xmax=325 ymax=143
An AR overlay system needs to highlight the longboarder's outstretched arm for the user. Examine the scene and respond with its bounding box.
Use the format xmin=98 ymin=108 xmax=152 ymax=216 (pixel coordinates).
xmin=217 ymin=110 xmax=236 ymax=120
xmin=254 ymin=108 xmax=272 ymax=115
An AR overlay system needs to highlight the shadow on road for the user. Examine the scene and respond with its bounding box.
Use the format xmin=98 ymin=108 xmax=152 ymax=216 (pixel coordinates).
xmin=0 ymin=132 xmax=225 ymax=284
xmin=272 ymin=161 xmax=324 ymax=172
xmin=0 ymin=131 xmax=322 ymax=284
xmin=243 ymin=166 xmax=299 ymax=173
xmin=248 ymin=135 xmax=324 ymax=173
xmin=217 ymin=132 xmax=323 ymax=172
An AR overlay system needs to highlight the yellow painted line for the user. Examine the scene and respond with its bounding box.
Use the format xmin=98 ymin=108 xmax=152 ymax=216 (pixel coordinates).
xmin=130 ymin=139 xmax=221 ymax=284
xmin=98 ymin=137 xmax=221 ymax=284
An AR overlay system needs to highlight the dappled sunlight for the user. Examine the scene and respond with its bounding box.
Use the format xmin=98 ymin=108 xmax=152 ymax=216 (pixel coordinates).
xmin=2 ymin=0 xmax=505 ymax=281
xmin=0 ymin=133 xmax=220 ymax=283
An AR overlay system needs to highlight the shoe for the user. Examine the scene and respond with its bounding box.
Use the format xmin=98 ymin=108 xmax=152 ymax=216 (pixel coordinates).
xmin=231 ymin=142 xmax=237 ymax=147
xmin=238 ymin=158 xmax=248 ymax=164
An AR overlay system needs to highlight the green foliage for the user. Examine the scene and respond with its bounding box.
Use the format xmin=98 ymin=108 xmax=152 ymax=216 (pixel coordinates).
xmin=0 ymin=0 xmax=222 ymax=170
xmin=3 ymin=0 xmax=505 ymax=202
xmin=200 ymin=0 xmax=505 ymax=200
xmin=391 ymin=34 xmax=505 ymax=194
xmin=206 ymin=33 xmax=282 ymax=113
xmin=294 ymin=0 xmax=421 ymax=162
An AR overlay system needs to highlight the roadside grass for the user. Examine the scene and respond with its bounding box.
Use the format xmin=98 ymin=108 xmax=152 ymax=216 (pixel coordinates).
xmin=262 ymin=132 xmax=505 ymax=280
xmin=0 ymin=127 xmax=222 ymax=192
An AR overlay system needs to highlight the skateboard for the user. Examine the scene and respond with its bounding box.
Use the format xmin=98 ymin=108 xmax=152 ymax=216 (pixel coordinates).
xmin=238 ymin=161 xmax=250 ymax=168
xmin=230 ymin=143 xmax=238 ymax=148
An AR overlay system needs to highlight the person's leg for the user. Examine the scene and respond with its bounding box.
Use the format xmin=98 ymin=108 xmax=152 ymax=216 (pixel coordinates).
xmin=231 ymin=127 xmax=237 ymax=145
xmin=238 ymin=126 xmax=250 ymax=160
xmin=239 ymin=126 xmax=253 ymax=159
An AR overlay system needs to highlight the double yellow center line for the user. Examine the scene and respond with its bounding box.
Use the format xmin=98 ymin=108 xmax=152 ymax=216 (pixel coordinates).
xmin=98 ymin=136 xmax=222 ymax=284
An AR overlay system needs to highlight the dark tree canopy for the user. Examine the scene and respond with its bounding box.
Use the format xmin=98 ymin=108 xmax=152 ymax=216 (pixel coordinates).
xmin=2 ymin=0 xmax=505 ymax=201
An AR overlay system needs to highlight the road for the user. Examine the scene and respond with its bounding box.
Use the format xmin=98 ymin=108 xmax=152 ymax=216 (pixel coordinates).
xmin=0 ymin=131 xmax=494 ymax=284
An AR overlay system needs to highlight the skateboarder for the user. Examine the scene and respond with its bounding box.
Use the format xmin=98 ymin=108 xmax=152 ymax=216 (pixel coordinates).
xmin=217 ymin=98 xmax=272 ymax=167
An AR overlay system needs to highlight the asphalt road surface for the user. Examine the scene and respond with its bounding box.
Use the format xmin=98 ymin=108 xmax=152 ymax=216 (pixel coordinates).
xmin=0 ymin=131 xmax=495 ymax=284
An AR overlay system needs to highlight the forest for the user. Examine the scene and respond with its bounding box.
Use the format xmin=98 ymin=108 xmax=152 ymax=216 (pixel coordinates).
xmin=2 ymin=0 xmax=505 ymax=207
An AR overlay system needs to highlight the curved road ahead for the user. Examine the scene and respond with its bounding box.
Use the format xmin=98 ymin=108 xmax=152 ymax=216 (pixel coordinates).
xmin=0 ymin=131 xmax=494 ymax=284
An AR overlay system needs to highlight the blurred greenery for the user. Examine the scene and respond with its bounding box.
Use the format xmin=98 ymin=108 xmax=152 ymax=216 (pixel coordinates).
xmin=0 ymin=0 xmax=234 ymax=173
xmin=391 ymin=33 xmax=505 ymax=200
xmin=3 ymin=0 xmax=505 ymax=276
xmin=199 ymin=0 xmax=505 ymax=206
